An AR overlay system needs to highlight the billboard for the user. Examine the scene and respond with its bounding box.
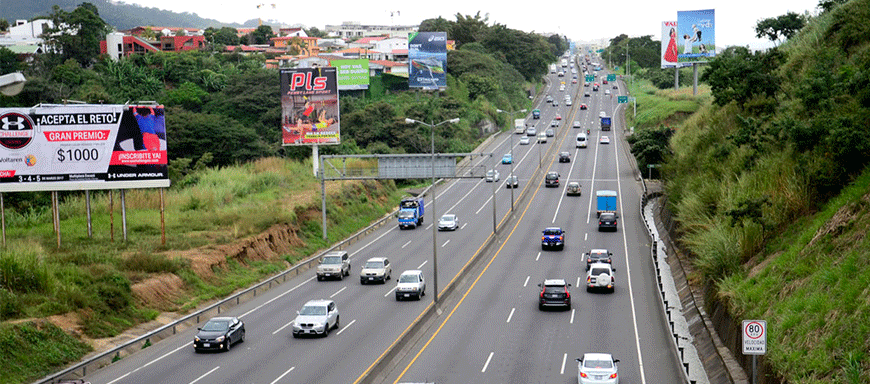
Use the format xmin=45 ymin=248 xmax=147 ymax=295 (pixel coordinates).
xmin=280 ymin=67 xmax=340 ymax=146
xmin=677 ymin=9 xmax=716 ymax=63
xmin=332 ymin=59 xmax=370 ymax=90
xmin=0 ymin=104 xmax=169 ymax=192
xmin=408 ymin=32 xmax=447 ymax=89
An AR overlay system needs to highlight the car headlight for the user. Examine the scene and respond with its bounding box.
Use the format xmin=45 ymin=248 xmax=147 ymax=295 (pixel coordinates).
xmin=315 ymin=322 xmax=326 ymax=330
xmin=215 ymin=336 xmax=225 ymax=343
xmin=194 ymin=336 xmax=200 ymax=342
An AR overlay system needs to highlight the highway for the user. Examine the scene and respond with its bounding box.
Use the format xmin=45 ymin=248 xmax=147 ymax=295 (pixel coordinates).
xmin=80 ymin=55 xmax=684 ymax=384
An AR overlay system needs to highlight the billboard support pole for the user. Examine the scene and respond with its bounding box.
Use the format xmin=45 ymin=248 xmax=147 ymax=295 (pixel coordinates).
xmin=1 ymin=193 xmax=5 ymax=247
xmin=321 ymin=168 xmax=327 ymax=241
xmin=312 ymin=145 xmax=319 ymax=177
xmin=86 ymin=190 xmax=92 ymax=238
xmin=52 ymin=191 xmax=61 ymax=247
xmin=675 ymin=67 xmax=679 ymax=90
xmin=120 ymin=189 xmax=127 ymax=241
xmin=693 ymin=63 xmax=698 ymax=95
xmin=109 ymin=190 xmax=114 ymax=242
xmin=160 ymin=188 xmax=166 ymax=245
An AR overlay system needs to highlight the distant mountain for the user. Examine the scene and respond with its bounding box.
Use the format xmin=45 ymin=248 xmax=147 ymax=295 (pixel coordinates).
xmin=1 ymin=0 xmax=258 ymax=30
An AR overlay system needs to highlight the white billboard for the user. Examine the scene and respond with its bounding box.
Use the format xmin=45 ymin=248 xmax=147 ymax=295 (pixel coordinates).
xmin=0 ymin=104 xmax=169 ymax=192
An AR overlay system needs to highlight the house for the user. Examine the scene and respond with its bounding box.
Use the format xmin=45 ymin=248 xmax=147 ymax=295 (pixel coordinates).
xmin=0 ymin=19 xmax=53 ymax=53
xmin=369 ymin=60 xmax=408 ymax=76
xmin=278 ymin=28 xmax=307 ymax=37
xmin=100 ymin=32 xmax=205 ymax=60
xmin=324 ymin=21 xmax=416 ymax=39
xmin=271 ymin=36 xmax=319 ymax=55
xmin=122 ymin=26 xmax=202 ymax=37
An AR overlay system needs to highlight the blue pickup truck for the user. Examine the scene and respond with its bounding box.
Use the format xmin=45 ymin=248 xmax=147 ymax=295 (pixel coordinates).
xmin=398 ymin=197 xmax=425 ymax=229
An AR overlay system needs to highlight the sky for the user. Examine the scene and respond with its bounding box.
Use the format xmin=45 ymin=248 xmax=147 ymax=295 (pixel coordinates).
xmin=120 ymin=0 xmax=821 ymax=49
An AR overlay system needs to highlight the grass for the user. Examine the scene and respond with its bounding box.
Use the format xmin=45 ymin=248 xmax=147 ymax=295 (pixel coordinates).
xmin=0 ymin=321 xmax=92 ymax=384
xmin=717 ymin=168 xmax=870 ymax=383
xmin=624 ymin=77 xmax=711 ymax=130
xmin=0 ymin=157 xmax=406 ymax=384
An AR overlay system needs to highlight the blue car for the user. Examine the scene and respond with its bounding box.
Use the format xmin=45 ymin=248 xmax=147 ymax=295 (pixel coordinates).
xmin=501 ymin=153 xmax=512 ymax=164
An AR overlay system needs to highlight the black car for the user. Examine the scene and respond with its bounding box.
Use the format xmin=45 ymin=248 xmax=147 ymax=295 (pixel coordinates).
xmin=505 ymin=175 xmax=519 ymax=189
xmin=538 ymin=279 xmax=572 ymax=310
xmin=598 ymin=212 xmax=619 ymax=232
xmin=541 ymin=227 xmax=565 ymax=250
xmin=194 ymin=316 xmax=246 ymax=352
xmin=558 ymin=152 xmax=570 ymax=163
xmin=545 ymin=172 xmax=560 ymax=187
xmin=584 ymin=249 xmax=613 ymax=270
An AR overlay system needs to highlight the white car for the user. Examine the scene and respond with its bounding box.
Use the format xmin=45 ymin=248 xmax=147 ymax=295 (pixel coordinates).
xmin=316 ymin=251 xmax=350 ymax=281
xmin=527 ymin=127 xmax=537 ymax=136
xmin=600 ymin=136 xmax=610 ymax=144
xmin=599 ymin=111 xmax=606 ymax=118
xmin=586 ymin=263 xmax=615 ymax=293
xmin=537 ymin=132 xmax=548 ymax=143
xmin=576 ymin=133 xmax=588 ymax=148
xmin=577 ymin=353 xmax=619 ymax=383
xmin=292 ymin=299 xmax=340 ymax=338
xmin=396 ymin=270 xmax=426 ymax=300
xmin=360 ymin=257 xmax=391 ymax=284
xmin=438 ymin=214 xmax=458 ymax=231
xmin=485 ymin=169 xmax=500 ymax=182
xmin=519 ymin=136 xmax=531 ymax=145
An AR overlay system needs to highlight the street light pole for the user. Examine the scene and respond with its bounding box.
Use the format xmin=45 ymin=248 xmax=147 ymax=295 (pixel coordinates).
xmin=496 ymin=108 xmax=526 ymax=212
xmin=405 ymin=117 xmax=459 ymax=307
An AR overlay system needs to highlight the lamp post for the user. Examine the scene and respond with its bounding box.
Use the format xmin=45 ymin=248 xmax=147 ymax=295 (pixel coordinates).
xmin=496 ymin=108 xmax=526 ymax=212
xmin=404 ymin=117 xmax=460 ymax=306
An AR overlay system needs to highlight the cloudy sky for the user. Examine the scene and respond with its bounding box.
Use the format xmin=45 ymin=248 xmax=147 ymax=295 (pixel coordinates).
xmin=121 ymin=0 xmax=821 ymax=49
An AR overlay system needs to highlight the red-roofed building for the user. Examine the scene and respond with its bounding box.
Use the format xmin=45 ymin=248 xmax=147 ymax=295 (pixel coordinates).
xmin=278 ymin=27 xmax=307 ymax=37
xmin=271 ymin=36 xmax=320 ymax=55
xmin=100 ymin=33 xmax=205 ymax=59
xmin=236 ymin=28 xmax=256 ymax=37
xmin=369 ymin=60 xmax=407 ymax=76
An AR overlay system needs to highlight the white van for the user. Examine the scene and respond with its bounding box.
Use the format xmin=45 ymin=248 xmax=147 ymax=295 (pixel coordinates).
xmin=576 ymin=133 xmax=588 ymax=148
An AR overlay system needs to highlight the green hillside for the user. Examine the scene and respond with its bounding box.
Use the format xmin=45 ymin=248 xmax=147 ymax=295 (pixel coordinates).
xmin=661 ymin=0 xmax=870 ymax=381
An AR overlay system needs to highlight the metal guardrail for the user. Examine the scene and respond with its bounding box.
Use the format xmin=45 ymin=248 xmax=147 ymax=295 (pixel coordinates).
xmin=32 ymin=185 xmax=434 ymax=384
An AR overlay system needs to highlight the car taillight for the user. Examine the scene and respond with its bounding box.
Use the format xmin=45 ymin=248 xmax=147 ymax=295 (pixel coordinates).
xmin=587 ymin=277 xmax=592 ymax=283
xmin=587 ymin=259 xmax=592 ymax=263
xmin=610 ymin=373 xmax=618 ymax=379
xmin=540 ymin=291 xmax=544 ymax=298
xmin=542 ymin=236 xmax=546 ymax=241
xmin=606 ymin=258 xmax=611 ymax=263
xmin=564 ymin=287 xmax=570 ymax=298
xmin=579 ymin=372 xmax=588 ymax=378
xmin=599 ymin=221 xmax=603 ymax=225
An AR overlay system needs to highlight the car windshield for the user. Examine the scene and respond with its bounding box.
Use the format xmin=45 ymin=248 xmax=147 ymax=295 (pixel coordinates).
xmin=398 ymin=211 xmax=415 ymax=218
xmin=584 ymin=359 xmax=613 ymax=368
xmin=299 ymin=305 xmax=327 ymax=316
xmin=440 ymin=215 xmax=455 ymax=222
xmin=543 ymin=229 xmax=562 ymax=235
xmin=399 ymin=274 xmax=419 ymax=283
xmin=202 ymin=320 xmax=229 ymax=332
xmin=322 ymin=256 xmax=342 ymax=264
xmin=543 ymin=285 xmax=566 ymax=293
xmin=547 ymin=174 xmax=558 ymax=179
xmin=365 ymin=261 xmax=384 ymax=269
xmin=591 ymin=268 xmax=610 ymax=275
xmin=486 ymin=171 xmax=494 ymax=176
xmin=601 ymin=214 xmax=615 ymax=220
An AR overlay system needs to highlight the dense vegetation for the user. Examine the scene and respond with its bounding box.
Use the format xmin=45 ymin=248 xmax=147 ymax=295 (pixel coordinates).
xmin=649 ymin=0 xmax=870 ymax=381
xmin=0 ymin=5 xmax=567 ymax=383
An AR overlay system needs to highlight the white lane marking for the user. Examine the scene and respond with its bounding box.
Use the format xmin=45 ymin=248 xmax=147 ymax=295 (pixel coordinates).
xmin=402 ymin=240 xmax=412 ymax=248
xmin=523 ymin=276 xmax=530 ymax=287
xmin=475 ymin=194 xmax=493 ymax=215
xmin=330 ymin=286 xmax=346 ymax=298
xmin=442 ymin=239 xmax=450 ymax=247
xmin=272 ymin=320 xmax=293 ymax=335
xmin=584 ymin=233 xmax=588 ymax=241
xmin=189 ymin=366 xmax=220 ymax=384
xmin=506 ymin=308 xmax=516 ymax=323
xmin=269 ymin=366 xmax=295 ymax=384
xmin=240 ymin=276 xmax=315 ymax=319
xmin=351 ymin=226 xmax=396 ymax=257
xmin=570 ymin=309 xmax=576 ymax=324
xmin=551 ymin=148 xmax=583 ymax=223
xmin=576 ymin=276 xmax=582 ymax=288
xmin=107 ymin=342 xmax=193 ymax=384
xmin=613 ymin=114 xmax=648 ymax=384
xmin=417 ymin=260 xmax=428 ymax=269
xmin=336 ymin=319 xmax=356 ymax=335
xmin=384 ymin=286 xmax=397 ymax=297
xmin=535 ymin=252 xmax=541 ymax=261
xmin=460 ymin=223 xmax=468 ymax=229
xmin=481 ymin=352 xmax=495 ymax=373
xmin=425 ymin=224 xmax=433 ymax=230
xmin=560 ymin=353 xmax=568 ymax=375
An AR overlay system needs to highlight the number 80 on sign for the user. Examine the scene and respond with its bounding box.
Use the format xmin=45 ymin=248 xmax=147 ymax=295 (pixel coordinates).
xmin=742 ymin=320 xmax=767 ymax=355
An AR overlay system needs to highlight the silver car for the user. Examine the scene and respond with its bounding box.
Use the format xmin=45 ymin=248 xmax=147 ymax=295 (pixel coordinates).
xmin=360 ymin=257 xmax=391 ymax=284
xmin=291 ymin=299 xmax=340 ymax=338
xmin=316 ymin=251 xmax=350 ymax=281
xmin=396 ymin=270 xmax=426 ymax=300
xmin=438 ymin=214 xmax=458 ymax=231
xmin=519 ymin=136 xmax=531 ymax=145
xmin=485 ymin=169 xmax=500 ymax=182
xmin=576 ymin=353 xmax=619 ymax=383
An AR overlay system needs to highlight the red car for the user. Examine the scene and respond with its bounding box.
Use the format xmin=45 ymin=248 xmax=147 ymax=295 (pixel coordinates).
xmin=593 ymin=82 xmax=600 ymax=87
xmin=603 ymin=79 xmax=608 ymax=84
xmin=555 ymin=114 xmax=562 ymax=120
xmin=571 ymin=78 xmax=578 ymax=84
xmin=579 ymin=104 xmax=588 ymax=110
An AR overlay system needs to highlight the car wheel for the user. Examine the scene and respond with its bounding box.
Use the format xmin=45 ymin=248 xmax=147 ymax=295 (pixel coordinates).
xmin=334 ymin=316 xmax=340 ymax=330
xmin=240 ymin=330 xmax=245 ymax=343
xmin=360 ymin=278 xmax=366 ymax=285
xmin=345 ymin=266 xmax=350 ymax=276
xmin=337 ymin=272 xmax=344 ymax=281
xmin=324 ymin=324 xmax=330 ymax=337
xmin=225 ymin=337 xmax=232 ymax=351
xmin=292 ymin=333 xmax=299 ymax=339
xmin=317 ymin=275 xmax=323 ymax=281
xmin=538 ymin=303 xmax=544 ymax=311
xmin=586 ymin=286 xmax=592 ymax=292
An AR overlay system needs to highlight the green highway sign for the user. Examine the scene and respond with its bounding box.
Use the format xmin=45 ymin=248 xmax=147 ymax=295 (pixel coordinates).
xmin=597 ymin=49 xmax=604 ymax=53
xmin=607 ymin=74 xmax=616 ymax=82
xmin=618 ymin=96 xmax=628 ymax=104
xmin=585 ymin=75 xmax=594 ymax=82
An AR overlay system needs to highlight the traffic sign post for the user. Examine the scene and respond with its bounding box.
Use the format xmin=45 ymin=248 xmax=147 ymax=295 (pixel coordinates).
xmin=743 ymin=320 xmax=767 ymax=384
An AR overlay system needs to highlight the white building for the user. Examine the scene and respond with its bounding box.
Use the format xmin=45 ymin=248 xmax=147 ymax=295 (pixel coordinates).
xmin=324 ymin=21 xmax=416 ymax=39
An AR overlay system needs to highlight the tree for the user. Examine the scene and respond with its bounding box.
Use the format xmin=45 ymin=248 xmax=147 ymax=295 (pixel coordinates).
xmin=43 ymin=3 xmax=111 ymax=67
xmin=0 ymin=47 xmax=21 ymax=74
xmin=304 ymin=27 xmax=327 ymax=38
xmin=0 ymin=18 xmax=9 ymax=32
xmin=419 ymin=17 xmax=453 ymax=34
xmin=250 ymin=25 xmax=275 ymax=45
xmin=204 ymin=27 xmax=240 ymax=46
xmin=452 ymin=12 xmax=489 ymax=47
xmin=755 ymin=12 xmax=806 ymax=45
xmin=700 ymin=46 xmax=783 ymax=107
xmin=819 ymin=0 xmax=849 ymax=12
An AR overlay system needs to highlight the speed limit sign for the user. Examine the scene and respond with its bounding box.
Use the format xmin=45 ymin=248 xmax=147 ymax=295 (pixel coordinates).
xmin=742 ymin=320 xmax=767 ymax=355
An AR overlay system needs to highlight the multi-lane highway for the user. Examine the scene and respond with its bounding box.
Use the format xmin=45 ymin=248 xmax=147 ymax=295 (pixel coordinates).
xmin=81 ymin=55 xmax=685 ymax=384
